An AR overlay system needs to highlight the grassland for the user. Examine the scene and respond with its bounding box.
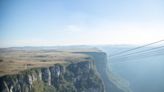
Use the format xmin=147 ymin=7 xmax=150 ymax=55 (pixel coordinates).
xmin=0 ymin=47 xmax=97 ymax=77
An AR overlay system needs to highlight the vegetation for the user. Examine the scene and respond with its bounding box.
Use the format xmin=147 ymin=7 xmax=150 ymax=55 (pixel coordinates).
xmin=0 ymin=48 xmax=92 ymax=77
xmin=0 ymin=48 xmax=104 ymax=92
xmin=32 ymin=81 xmax=56 ymax=92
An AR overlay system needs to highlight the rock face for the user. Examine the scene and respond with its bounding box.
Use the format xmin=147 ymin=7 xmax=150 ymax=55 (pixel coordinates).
xmin=78 ymin=52 xmax=129 ymax=92
xmin=0 ymin=50 xmax=131 ymax=92
xmin=0 ymin=61 xmax=104 ymax=92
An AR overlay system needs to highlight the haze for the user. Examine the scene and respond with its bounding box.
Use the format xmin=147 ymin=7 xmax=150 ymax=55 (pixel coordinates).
xmin=1 ymin=0 xmax=164 ymax=47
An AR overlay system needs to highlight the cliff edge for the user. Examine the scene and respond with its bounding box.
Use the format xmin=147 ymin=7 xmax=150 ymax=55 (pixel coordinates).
xmin=74 ymin=51 xmax=130 ymax=92
xmin=0 ymin=47 xmax=130 ymax=92
xmin=0 ymin=47 xmax=104 ymax=92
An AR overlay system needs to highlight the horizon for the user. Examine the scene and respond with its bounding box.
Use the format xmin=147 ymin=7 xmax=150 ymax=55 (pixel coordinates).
xmin=0 ymin=42 xmax=163 ymax=49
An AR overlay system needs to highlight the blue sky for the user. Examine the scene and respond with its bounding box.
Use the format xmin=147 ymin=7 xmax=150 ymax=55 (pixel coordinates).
xmin=1 ymin=0 xmax=164 ymax=47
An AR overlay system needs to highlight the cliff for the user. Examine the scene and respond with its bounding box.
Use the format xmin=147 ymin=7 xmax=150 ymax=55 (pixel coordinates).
xmin=0 ymin=61 xmax=104 ymax=92
xmin=0 ymin=47 xmax=131 ymax=92
xmin=0 ymin=48 xmax=104 ymax=92
xmin=76 ymin=52 xmax=131 ymax=92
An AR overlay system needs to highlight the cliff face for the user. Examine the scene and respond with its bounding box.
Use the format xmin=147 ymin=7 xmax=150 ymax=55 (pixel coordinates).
xmin=0 ymin=61 xmax=104 ymax=92
xmin=78 ymin=52 xmax=129 ymax=92
xmin=0 ymin=47 xmax=131 ymax=92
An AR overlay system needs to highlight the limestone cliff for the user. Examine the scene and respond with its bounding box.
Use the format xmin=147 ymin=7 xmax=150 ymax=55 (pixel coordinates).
xmin=0 ymin=47 xmax=131 ymax=92
xmin=0 ymin=48 xmax=105 ymax=92
xmin=76 ymin=52 xmax=131 ymax=92
xmin=0 ymin=61 xmax=104 ymax=92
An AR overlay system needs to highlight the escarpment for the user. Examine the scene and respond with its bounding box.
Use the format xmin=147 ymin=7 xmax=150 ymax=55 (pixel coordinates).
xmin=0 ymin=47 xmax=131 ymax=92
xmin=0 ymin=61 xmax=104 ymax=92
xmin=76 ymin=51 xmax=130 ymax=92
xmin=0 ymin=48 xmax=104 ymax=92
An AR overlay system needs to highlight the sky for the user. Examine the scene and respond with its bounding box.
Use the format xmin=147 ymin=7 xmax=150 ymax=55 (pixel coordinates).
xmin=1 ymin=0 xmax=164 ymax=47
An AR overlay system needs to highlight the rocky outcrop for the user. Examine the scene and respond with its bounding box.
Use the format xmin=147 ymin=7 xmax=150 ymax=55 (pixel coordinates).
xmin=0 ymin=49 xmax=131 ymax=92
xmin=0 ymin=61 xmax=104 ymax=92
xmin=76 ymin=52 xmax=130 ymax=92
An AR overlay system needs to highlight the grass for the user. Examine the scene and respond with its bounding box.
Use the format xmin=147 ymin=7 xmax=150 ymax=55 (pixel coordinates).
xmin=32 ymin=80 xmax=57 ymax=92
xmin=0 ymin=48 xmax=96 ymax=77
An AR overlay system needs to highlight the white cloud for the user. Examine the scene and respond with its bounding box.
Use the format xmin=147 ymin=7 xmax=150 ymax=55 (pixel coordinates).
xmin=63 ymin=21 xmax=164 ymax=45
xmin=1 ymin=20 xmax=164 ymax=48
xmin=65 ymin=25 xmax=81 ymax=32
